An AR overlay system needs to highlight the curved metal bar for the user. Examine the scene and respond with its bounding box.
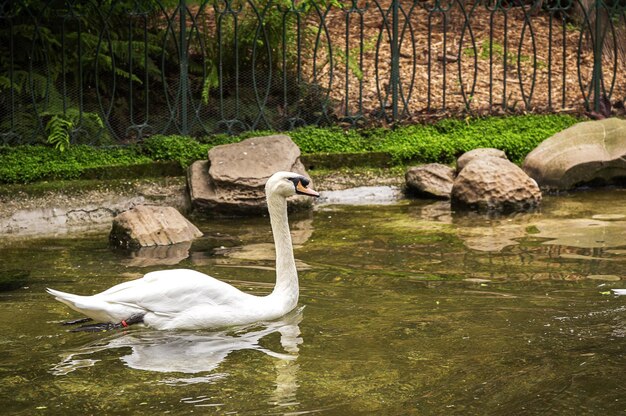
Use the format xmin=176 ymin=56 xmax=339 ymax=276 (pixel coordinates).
xmin=341 ymin=0 xmax=368 ymax=123
xmin=484 ymin=0 xmax=515 ymax=13
xmin=397 ymin=2 xmax=415 ymax=117
xmin=250 ymin=0 xmax=274 ymax=130
xmin=2 ymin=0 xmax=626 ymax=142
xmin=311 ymin=2 xmax=335 ymax=126
xmin=502 ymin=10 xmax=507 ymax=110
xmin=160 ymin=3 xmax=183 ymax=134
xmin=215 ymin=118 xmax=248 ymax=135
xmin=185 ymin=0 xmax=213 ymax=136
xmin=457 ymin=0 xmax=479 ymax=112
xmin=576 ymin=0 xmax=595 ymax=110
xmin=602 ymin=0 xmax=619 ymax=99
xmin=518 ymin=4 xmax=537 ymax=110
xmin=0 ymin=3 xmax=18 ymax=143
xmin=214 ymin=0 xmax=249 ymax=132
xmin=94 ymin=2 xmax=119 ymax=141
xmin=126 ymin=8 xmax=151 ymax=136
xmin=373 ymin=0 xmax=392 ymax=122
xmin=281 ymin=2 xmax=303 ymax=127
xmin=26 ymin=1 xmax=52 ymax=143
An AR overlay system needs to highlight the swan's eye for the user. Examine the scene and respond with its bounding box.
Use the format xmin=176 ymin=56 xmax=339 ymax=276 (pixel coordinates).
xmin=286 ymin=176 xmax=318 ymax=197
xmin=288 ymin=177 xmax=307 ymax=188
xmin=288 ymin=177 xmax=300 ymax=189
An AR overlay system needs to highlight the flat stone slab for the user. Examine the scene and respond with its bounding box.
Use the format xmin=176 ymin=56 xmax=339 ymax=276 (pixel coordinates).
xmin=188 ymin=135 xmax=312 ymax=214
xmin=208 ymin=135 xmax=303 ymax=188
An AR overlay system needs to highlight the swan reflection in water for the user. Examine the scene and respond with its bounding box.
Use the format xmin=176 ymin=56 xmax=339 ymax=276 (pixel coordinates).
xmin=52 ymin=307 xmax=304 ymax=386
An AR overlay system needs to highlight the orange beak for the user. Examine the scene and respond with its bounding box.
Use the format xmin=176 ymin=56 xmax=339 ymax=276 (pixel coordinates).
xmin=296 ymin=180 xmax=319 ymax=197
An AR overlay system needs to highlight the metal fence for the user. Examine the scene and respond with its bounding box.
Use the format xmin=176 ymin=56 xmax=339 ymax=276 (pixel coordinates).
xmin=1 ymin=0 xmax=625 ymax=145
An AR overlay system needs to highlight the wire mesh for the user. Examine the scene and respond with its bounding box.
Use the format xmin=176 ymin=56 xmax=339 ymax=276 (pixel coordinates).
xmin=0 ymin=0 xmax=624 ymax=144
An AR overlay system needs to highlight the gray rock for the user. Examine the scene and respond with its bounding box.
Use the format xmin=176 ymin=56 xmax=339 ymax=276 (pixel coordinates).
xmin=451 ymin=157 xmax=542 ymax=212
xmin=523 ymin=118 xmax=626 ymax=190
xmin=456 ymin=148 xmax=507 ymax=173
xmin=110 ymin=205 xmax=202 ymax=248
xmin=405 ymin=164 xmax=455 ymax=199
xmin=188 ymin=135 xmax=312 ymax=214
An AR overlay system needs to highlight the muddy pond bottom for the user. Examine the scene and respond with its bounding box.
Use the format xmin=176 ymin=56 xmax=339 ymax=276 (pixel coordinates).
xmin=0 ymin=188 xmax=625 ymax=415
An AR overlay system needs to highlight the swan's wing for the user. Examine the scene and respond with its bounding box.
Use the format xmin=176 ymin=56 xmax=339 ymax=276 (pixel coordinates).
xmin=612 ymin=289 xmax=626 ymax=295
xmin=97 ymin=269 xmax=252 ymax=316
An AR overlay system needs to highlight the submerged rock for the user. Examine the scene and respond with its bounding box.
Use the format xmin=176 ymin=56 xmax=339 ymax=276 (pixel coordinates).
xmin=523 ymin=118 xmax=626 ymax=190
xmin=451 ymin=157 xmax=542 ymax=212
xmin=188 ymin=135 xmax=312 ymax=214
xmin=405 ymin=164 xmax=455 ymax=199
xmin=109 ymin=205 xmax=202 ymax=248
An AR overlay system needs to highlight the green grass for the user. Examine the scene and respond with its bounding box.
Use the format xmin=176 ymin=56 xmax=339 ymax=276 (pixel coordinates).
xmin=0 ymin=114 xmax=581 ymax=184
xmin=293 ymin=114 xmax=579 ymax=164
xmin=0 ymin=145 xmax=152 ymax=184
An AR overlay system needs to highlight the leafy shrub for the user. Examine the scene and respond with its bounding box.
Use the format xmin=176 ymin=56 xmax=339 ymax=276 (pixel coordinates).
xmin=142 ymin=135 xmax=209 ymax=167
xmin=291 ymin=126 xmax=370 ymax=153
xmin=0 ymin=145 xmax=151 ymax=184
xmin=291 ymin=114 xmax=580 ymax=164
xmin=0 ymin=114 xmax=581 ymax=184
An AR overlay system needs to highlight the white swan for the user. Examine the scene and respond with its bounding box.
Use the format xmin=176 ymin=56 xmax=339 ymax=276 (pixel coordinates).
xmin=47 ymin=171 xmax=319 ymax=330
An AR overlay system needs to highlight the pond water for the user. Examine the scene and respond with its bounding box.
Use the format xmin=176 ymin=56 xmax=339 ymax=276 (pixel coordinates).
xmin=1 ymin=188 xmax=625 ymax=415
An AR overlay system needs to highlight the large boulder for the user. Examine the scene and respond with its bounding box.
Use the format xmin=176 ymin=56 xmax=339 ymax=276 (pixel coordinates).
xmin=523 ymin=118 xmax=626 ymax=190
xmin=405 ymin=164 xmax=455 ymax=199
xmin=109 ymin=205 xmax=202 ymax=249
xmin=451 ymin=157 xmax=542 ymax=212
xmin=188 ymin=135 xmax=312 ymax=214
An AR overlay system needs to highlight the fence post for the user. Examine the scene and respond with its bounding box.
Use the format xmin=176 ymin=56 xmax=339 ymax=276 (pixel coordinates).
xmin=591 ymin=0 xmax=603 ymax=112
xmin=391 ymin=0 xmax=400 ymax=121
xmin=179 ymin=0 xmax=189 ymax=135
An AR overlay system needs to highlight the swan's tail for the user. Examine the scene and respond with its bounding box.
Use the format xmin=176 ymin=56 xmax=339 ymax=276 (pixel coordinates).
xmin=612 ymin=289 xmax=626 ymax=295
xmin=47 ymin=287 xmax=89 ymax=310
xmin=47 ymin=287 xmax=143 ymax=324
xmin=47 ymin=287 xmax=112 ymax=323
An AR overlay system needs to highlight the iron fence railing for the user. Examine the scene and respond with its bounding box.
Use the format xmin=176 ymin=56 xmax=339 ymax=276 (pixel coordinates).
xmin=0 ymin=0 xmax=625 ymax=145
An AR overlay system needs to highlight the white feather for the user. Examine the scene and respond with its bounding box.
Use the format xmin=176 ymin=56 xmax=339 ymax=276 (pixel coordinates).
xmin=47 ymin=171 xmax=317 ymax=330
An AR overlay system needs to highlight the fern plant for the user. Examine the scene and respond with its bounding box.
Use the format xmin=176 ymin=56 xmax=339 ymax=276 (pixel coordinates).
xmin=45 ymin=115 xmax=73 ymax=152
xmin=43 ymin=109 xmax=105 ymax=151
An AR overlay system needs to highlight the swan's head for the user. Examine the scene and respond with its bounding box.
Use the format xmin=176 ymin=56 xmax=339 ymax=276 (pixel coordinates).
xmin=265 ymin=171 xmax=319 ymax=198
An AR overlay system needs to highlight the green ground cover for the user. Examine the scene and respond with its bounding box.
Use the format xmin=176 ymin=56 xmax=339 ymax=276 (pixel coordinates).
xmin=0 ymin=114 xmax=580 ymax=184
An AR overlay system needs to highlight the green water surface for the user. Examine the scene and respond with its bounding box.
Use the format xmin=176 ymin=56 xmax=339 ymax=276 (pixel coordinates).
xmin=1 ymin=189 xmax=625 ymax=415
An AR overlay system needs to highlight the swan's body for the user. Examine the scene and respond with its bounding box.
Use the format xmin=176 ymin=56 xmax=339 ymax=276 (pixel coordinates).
xmin=47 ymin=171 xmax=319 ymax=330
xmin=612 ymin=289 xmax=626 ymax=296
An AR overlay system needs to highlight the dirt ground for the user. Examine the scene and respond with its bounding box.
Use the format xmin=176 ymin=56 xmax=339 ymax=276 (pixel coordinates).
xmin=306 ymin=0 xmax=626 ymax=120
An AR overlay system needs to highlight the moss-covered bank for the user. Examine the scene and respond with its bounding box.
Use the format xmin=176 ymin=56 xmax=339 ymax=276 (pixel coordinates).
xmin=0 ymin=114 xmax=580 ymax=184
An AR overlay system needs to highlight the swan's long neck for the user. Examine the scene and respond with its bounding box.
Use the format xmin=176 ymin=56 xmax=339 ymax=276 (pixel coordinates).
xmin=266 ymin=192 xmax=298 ymax=309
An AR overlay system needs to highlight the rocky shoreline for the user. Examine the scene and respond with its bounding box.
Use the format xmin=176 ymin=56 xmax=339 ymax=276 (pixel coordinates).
xmin=0 ymin=169 xmax=404 ymax=239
